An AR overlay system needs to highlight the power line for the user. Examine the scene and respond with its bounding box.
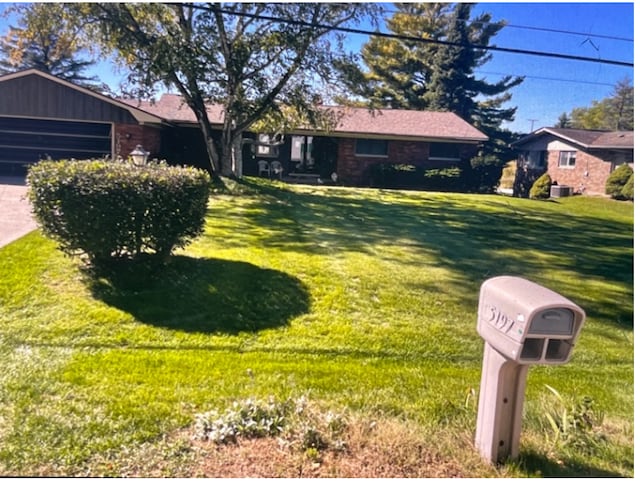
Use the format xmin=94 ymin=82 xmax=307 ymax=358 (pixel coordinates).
xmin=174 ymin=3 xmax=633 ymax=68
xmin=379 ymin=7 xmax=634 ymax=43
xmin=477 ymin=71 xmax=617 ymax=88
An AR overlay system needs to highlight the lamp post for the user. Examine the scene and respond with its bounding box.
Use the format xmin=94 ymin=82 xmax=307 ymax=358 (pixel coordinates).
xmin=129 ymin=144 xmax=150 ymax=166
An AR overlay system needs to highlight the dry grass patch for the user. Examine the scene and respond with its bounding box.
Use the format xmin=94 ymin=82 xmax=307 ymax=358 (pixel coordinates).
xmin=72 ymin=414 xmax=502 ymax=478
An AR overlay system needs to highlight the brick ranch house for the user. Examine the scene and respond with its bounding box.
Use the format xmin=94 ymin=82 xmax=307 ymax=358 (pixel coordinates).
xmin=0 ymin=69 xmax=488 ymax=185
xmin=511 ymin=127 xmax=634 ymax=197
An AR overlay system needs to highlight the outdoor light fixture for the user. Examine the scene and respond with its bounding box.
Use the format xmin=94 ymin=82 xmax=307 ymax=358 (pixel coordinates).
xmin=475 ymin=276 xmax=586 ymax=464
xmin=129 ymin=144 xmax=150 ymax=166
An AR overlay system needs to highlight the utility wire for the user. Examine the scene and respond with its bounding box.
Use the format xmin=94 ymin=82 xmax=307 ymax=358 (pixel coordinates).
xmin=174 ymin=3 xmax=633 ymax=68
xmin=477 ymin=71 xmax=617 ymax=88
xmin=379 ymin=7 xmax=634 ymax=42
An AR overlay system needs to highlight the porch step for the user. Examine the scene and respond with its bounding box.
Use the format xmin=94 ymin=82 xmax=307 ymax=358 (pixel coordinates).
xmin=287 ymin=172 xmax=321 ymax=179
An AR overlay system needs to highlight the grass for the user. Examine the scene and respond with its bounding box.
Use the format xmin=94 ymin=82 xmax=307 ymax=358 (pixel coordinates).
xmin=0 ymin=178 xmax=633 ymax=476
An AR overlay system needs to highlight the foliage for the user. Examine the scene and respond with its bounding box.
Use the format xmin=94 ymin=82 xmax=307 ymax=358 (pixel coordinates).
xmin=27 ymin=159 xmax=210 ymax=266
xmin=620 ymin=172 xmax=633 ymax=201
xmin=0 ymin=4 xmax=105 ymax=92
xmin=554 ymin=112 xmax=572 ymax=128
xmin=335 ymin=3 xmax=522 ymax=191
xmin=367 ymin=163 xmax=466 ymax=192
xmin=542 ymin=385 xmax=606 ymax=454
xmin=194 ymin=396 xmax=347 ymax=453
xmin=32 ymin=3 xmax=381 ymax=177
xmin=529 ymin=172 xmax=552 ymax=199
xmin=604 ymin=163 xmax=633 ymax=200
xmin=568 ymin=77 xmax=633 ymax=131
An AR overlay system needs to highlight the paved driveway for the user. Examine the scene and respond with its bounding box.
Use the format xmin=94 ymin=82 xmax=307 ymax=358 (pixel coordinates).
xmin=0 ymin=176 xmax=38 ymax=248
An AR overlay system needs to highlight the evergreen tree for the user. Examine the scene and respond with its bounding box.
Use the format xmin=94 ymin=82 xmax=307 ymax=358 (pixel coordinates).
xmin=336 ymin=2 xmax=524 ymax=192
xmin=336 ymin=3 xmax=451 ymax=109
xmin=555 ymin=112 xmax=572 ymax=128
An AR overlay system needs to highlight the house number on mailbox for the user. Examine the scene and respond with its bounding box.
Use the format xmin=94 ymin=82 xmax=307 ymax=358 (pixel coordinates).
xmin=485 ymin=304 xmax=515 ymax=333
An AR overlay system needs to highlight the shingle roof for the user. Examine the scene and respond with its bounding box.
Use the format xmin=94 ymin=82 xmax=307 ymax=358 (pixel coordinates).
xmin=513 ymin=127 xmax=634 ymax=149
xmin=123 ymin=94 xmax=488 ymax=142
xmin=122 ymin=95 xmax=225 ymax=124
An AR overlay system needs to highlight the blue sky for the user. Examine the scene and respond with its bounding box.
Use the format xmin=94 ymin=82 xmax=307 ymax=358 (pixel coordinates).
xmin=0 ymin=2 xmax=634 ymax=134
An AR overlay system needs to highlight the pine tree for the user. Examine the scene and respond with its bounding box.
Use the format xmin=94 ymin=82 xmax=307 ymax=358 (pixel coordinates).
xmin=555 ymin=112 xmax=572 ymax=128
xmin=336 ymin=2 xmax=524 ymax=192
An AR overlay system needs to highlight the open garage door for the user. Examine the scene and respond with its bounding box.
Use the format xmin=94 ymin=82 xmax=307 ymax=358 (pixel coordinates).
xmin=0 ymin=117 xmax=112 ymax=175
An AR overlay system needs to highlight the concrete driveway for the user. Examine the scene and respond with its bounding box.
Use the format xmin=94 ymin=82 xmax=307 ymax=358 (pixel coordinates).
xmin=0 ymin=176 xmax=38 ymax=248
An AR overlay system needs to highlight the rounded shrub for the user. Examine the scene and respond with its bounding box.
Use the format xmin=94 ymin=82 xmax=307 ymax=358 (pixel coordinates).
xmin=529 ymin=172 xmax=552 ymax=199
xmin=27 ymin=159 xmax=210 ymax=266
xmin=605 ymin=164 xmax=633 ymax=200
xmin=621 ymin=172 xmax=634 ymax=201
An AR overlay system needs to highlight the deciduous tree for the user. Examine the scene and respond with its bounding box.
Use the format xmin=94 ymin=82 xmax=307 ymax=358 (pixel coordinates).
xmin=0 ymin=4 xmax=105 ymax=92
xmin=25 ymin=2 xmax=379 ymax=177
xmin=569 ymin=77 xmax=633 ymax=131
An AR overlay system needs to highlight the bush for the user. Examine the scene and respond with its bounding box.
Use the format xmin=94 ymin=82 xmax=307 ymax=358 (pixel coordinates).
xmin=423 ymin=167 xmax=463 ymax=192
xmin=466 ymin=155 xmax=506 ymax=193
xmin=605 ymin=164 xmax=633 ymax=200
xmin=28 ymin=159 xmax=210 ymax=266
xmin=529 ymin=172 xmax=552 ymax=199
xmin=621 ymin=173 xmax=633 ymax=200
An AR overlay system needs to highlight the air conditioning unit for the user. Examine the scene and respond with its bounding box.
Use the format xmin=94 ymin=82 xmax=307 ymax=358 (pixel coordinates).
xmin=550 ymin=185 xmax=573 ymax=198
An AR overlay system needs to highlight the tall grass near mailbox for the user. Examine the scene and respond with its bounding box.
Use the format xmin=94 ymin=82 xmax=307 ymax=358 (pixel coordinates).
xmin=27 ymin=160 xmax=210 ymax=267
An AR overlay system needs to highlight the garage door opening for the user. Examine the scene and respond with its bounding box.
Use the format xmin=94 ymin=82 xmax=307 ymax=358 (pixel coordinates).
xmin=0 ymin=117 xmax=112 ymax=175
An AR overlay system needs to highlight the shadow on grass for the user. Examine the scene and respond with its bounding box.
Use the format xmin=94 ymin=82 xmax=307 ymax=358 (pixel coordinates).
xmin=86 ymin=255 xmax=310 ymax=334
xmin=516 ymin=449 xmax=629 ymax=477
xmin=217 ymin=179 xmax=633 ymax=330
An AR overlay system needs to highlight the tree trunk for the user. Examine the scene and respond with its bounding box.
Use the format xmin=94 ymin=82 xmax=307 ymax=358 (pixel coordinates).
xmin=191 ymin=106 xmax=221 ymax=176
xmin=231 ymin=134 xmax=244 ymax=178
xmin=220 ymin=124 xmax=233 ymax=177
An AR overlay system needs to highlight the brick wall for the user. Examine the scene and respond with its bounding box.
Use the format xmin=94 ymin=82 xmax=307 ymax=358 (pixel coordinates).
xmin=336 ymin=138 xmax=477 ymax=185
xmin=113 ymin=124 xmax=162 ymax=161
xmin=546 ymin=149 xmax=632 ymax=196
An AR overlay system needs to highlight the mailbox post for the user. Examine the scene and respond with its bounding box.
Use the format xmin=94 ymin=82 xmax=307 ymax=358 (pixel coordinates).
xmin=475 ymin=276 xmax=586 ymax=464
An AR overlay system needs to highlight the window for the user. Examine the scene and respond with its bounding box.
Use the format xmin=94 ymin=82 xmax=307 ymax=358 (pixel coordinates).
xmin=429 ymin=142 xmax=460 ymax=161
xmin=558 ymin=151 xmax=576 ymax=168
xmin=520 ymin=151 xmax=547 ymax=169
xmin=355 ymin=139 xmax=388 ymax=157
xmin=256 ymin=133 xmax=279 ymax=158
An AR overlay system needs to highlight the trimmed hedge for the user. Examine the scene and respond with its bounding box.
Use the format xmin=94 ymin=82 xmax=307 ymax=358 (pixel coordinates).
xmin=529 ymin=172 xmax=552 ymax=199
xmin=605 ymin=164 xmax=633 ymax=200
xmin=621 ymin=173 xmax=633 ymax=201
xmin=27 ymin=159 xmax=210 ymax=266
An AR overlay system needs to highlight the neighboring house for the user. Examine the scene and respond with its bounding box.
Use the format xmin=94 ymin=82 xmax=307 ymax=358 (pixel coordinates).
xmin=512 ymin=127 xmax=634 ymax=197
xmin=1 ymin=69 xmax=488 ymax=185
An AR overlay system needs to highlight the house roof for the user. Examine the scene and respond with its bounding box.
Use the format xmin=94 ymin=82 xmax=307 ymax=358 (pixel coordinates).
xmin=122 ymin=94 xmax=226 ymax=125
xmin=3 ymin=69 xmax=487 ymax=143
xmin=512 ymin=127 xmax=634 ymax=150
xmin=0 ymin=69 xmax=166 ymax=125
xmin=124 ymin=93 xmax=488 ymax=143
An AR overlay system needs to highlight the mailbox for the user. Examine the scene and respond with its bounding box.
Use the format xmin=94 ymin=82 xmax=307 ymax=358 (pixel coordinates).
xmin=475 ymin=276 xmax=586 ymax=464
xmin=477 ymin=276 xmax=586 ymax=364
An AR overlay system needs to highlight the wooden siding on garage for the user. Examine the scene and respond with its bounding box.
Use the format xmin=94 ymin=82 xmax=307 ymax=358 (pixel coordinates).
xmin=0 ymin=74 xmax=138 ymax=124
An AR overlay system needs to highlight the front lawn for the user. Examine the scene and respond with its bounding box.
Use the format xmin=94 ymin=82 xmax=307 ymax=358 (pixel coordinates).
xmin=0 ymin=179 xmax=633 ymax=476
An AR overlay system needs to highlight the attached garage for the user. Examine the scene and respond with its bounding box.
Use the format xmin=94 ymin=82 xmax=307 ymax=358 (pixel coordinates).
xmin=0 ymin=117 xmax=112 ymax=169
xmin=0 ymin=69 xmax=164 ymax=175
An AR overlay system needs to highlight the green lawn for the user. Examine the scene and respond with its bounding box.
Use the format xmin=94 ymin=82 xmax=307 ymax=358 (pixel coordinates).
xmin=0 ymin=179 xmax=633 ymax=476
